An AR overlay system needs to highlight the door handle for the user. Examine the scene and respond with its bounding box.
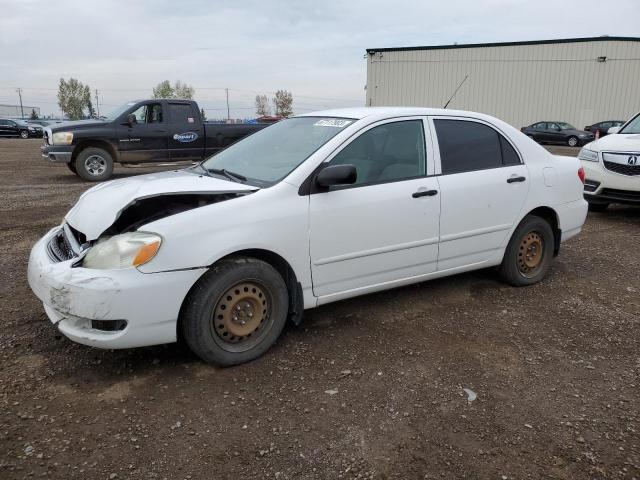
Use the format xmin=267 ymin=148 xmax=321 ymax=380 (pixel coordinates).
xmin=412 ymin=189 xmax=438 ymax=198
xmin=507 ymin=176 xmax=526 ymax=183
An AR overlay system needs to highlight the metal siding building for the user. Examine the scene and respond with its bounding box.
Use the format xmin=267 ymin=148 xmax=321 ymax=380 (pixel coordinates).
xmin=366 ymin=37 xmax=640 ymax=130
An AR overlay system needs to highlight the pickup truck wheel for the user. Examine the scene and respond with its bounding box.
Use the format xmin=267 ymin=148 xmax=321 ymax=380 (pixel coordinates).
xmin=181 ymin=257 xmax=289 ymax=366
xmin=20 ymin=130 xmax=29 ymax=139
xmin=498 ymin=215 xmax=554 ymax=287
xmin=74 ymin=147 xmax=114 ymax=181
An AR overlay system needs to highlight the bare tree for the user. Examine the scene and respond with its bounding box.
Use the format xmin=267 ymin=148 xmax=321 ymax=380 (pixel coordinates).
xmin=255 ymin=94 xmax=270 ymax=116
xmin=272 ymin=90 xmax=293 ymax=117
xmin=174 ymin=80 xmax=195 ymax=99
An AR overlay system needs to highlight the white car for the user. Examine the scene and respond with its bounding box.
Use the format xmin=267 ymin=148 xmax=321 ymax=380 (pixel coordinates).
xmin=28 ymin=107 xmax=588 ymax=365
xmin=578 ymin=112 xmax=640 ymax=211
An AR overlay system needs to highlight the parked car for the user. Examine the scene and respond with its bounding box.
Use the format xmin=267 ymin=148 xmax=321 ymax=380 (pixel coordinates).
xmin=584 ymin=120 xmax=625 ymax=137
xmin=41 ymin=99 xmax=269 ymax=181
xmin=28 ymin=107 xmax=588 ymax=366
xmin=0 ymin=118 xmax=43 ymax=138
xmin=578 ymin=111 xmax=640 ymax=211
xmin=521 ymin=121 xmax=594 ymax=147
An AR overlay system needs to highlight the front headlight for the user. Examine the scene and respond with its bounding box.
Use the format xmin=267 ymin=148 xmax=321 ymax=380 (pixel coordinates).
xmin=578 ymin=148 xmax=598 ymax=162
xmin=52 ymin=131 xmax=74 ymax=145
xmin=28 ymin=126 xmax=35 ymax=131
xmin=82 ymin=232 xmax=162 ymax=269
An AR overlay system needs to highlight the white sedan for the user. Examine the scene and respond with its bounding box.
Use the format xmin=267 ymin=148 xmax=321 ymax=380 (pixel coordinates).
xmin=578 ymin=112 xmax=640 ymax=211
xmin=28 ymin=108 xmax=588 ymax=365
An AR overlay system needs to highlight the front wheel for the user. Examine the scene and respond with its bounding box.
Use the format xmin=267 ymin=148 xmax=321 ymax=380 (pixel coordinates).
xmin=74 ymin=147 xmax=114 ymax=181
xmin=567 ymin=136 xmax=579 ymax=147
xmin=19 ymin=130 xmax=29 ymax=139
xmin=181 ymin=257 xmax=289 ymax=366
xmin=498 ymin=215 xmax=555 ymax=287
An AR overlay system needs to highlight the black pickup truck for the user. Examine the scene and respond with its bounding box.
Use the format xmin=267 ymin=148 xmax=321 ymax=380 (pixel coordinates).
xmin=41 ymin=99 xmax=269 ymax=181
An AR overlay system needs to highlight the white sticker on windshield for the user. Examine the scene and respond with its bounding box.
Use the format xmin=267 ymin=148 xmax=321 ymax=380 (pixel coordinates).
xmin=314 ymin=119 xmax=353 ymax=128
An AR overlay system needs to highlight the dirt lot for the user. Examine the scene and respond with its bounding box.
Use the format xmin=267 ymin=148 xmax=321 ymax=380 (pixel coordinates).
xmin=0 ymin=139 xmax=638 ymax=480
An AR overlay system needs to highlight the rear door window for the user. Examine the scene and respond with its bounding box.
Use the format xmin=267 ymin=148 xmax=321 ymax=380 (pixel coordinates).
xmin=434 ymin=119 xmax=520 ymax=174
xmin=169 ymin=103 xmax=197 ymax=125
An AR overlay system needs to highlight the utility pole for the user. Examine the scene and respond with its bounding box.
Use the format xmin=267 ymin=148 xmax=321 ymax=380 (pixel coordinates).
xmin=225 ymin=88 xmax=230 ymax=122
xmin=94 ymin=89 xmax=100 ymax=117
xmin=16 ymin=88 xmax=24 ymax=118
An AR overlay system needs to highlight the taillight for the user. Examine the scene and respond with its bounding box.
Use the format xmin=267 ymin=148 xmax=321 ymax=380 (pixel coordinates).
xmin=578 ymin=166 xmax=585 ymax=184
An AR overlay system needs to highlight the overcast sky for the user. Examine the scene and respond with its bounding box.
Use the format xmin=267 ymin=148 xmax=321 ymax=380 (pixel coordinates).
xmin=1 ymin=0 xmax=638 ymax=118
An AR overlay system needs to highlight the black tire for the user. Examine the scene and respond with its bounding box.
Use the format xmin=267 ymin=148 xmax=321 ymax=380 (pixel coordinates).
xmin=567 ymin=136 xmax=579 ymax=147
xmin=181 ymin=257 xmax=289 ymax=366
xmin=66 ymin=162 xmax=77 ymax=174
xmin=587 ymin=201 xmax=609 ymax=212
xmin=19 ymin=130 xmax=29 ymax=139
xmin=74 ymin=147 xmax=114 ymax=181
xmin=498 ymin=215 xmax=555 ymax=287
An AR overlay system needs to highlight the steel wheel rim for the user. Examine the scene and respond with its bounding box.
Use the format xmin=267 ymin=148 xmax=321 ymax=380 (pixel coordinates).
xmin=517 ymin=231 xmax=544 ymax=278
xmin=85 ymin=155 xmax=106 ymax=176
xmin=568 ymin=137 xmax=578 ymax=147
xmin=210 ymin=281 xmax=273 ymax=352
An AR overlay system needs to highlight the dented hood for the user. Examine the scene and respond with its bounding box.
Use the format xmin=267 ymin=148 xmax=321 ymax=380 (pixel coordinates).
xmin=66 ymin=169 xmax=255 ymax=240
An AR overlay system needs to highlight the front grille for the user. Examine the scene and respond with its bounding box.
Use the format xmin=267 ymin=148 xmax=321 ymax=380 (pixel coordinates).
xmin=600 ymin=188 xmax=640 ymax=202
xmin=603 ymin=160 xmax=640 ymax=176
xmin=47 ymin=229 xmax=76 ymax=262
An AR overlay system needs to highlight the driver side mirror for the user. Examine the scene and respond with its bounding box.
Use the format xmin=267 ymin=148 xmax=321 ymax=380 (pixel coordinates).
xmin=315 ymin=164 xmax=357 ymax=188
xmin=607 ymin=126 xmax=621 ymax=135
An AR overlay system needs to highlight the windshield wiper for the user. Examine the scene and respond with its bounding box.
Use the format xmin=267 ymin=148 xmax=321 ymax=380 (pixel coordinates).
xmin=207 ymin=168 xmax=247 ymax=183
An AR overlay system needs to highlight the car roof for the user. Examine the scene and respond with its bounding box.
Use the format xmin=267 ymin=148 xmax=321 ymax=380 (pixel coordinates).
xmin=296 ymin=106 xmax=496 ymax=122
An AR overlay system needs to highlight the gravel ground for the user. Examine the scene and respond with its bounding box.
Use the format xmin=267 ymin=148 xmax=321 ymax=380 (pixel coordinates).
xmin=0 ymin=139 xmax=638 ymax=479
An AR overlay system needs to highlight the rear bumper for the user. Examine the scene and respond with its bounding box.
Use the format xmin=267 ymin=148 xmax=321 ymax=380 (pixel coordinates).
xmin=41 ymin=144 xmax=73 ymax=163
xmin=27 ymin=228 xmax=207 ymax=349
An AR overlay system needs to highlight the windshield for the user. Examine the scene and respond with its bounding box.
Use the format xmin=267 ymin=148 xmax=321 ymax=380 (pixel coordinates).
xmin=620 ymin=114 xmax=640 ymax=134
xmin=202 ymin=117 xmax=355 ymax=186
xmin=556 ymin=122 xmax=575 ymax=130
xmin=15 ymin=120 xmax=29 ymax=126
xmin=102 ymin=101 xmax=137 ymax=121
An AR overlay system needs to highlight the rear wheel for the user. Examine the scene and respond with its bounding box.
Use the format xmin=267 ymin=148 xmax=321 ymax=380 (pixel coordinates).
xmin=567 ymin=136 xmax=579 ymax=147
xmin=74 ymin=147 xmax=114 ymax=181
xmin=181 ymin=257 xmax=289 ymax=366
xmin=498 ymin=215 xmax=555 ymax=286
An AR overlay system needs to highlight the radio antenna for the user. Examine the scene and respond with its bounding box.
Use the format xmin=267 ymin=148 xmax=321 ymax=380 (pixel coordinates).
xmin=443 ymin=75 xmax=469 ymax=109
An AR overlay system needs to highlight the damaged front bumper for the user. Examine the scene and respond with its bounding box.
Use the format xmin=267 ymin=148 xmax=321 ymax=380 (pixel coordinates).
xmin=27 ymin=227 xmax=207 ymax=349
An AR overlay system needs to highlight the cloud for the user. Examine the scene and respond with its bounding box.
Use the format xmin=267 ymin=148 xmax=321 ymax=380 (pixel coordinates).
xmin=0 ymin=0 xmax=638 ymax=117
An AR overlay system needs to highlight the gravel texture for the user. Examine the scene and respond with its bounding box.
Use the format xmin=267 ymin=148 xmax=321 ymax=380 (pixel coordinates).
xmin=0 ymin=139 xmax=638 ymax=479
